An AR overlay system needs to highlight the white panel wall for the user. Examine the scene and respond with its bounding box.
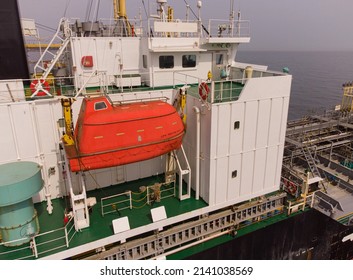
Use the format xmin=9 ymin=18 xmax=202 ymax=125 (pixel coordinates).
xmin=240 ymin=151 xmax=255 ymax=196
xmin=229 ymin=102 xmax=244 ymax=154
xmin=256 ymin=99 xmax=271 ymax=147
xmin=124 ymin=157 xmax=164 ymax=183
xmin=264 ymin=146 xmax=279 ymax=190
xmin=216 ymin=104 xmax=231 ymax=157
xmin=11 ymin=104 xmax=38 ymax=159
xmin=227 ymin=154 xmax=241 ymax=199
xmin=152 ymin=52 xmax=212 ymax=87
xmin=0 ymin=106 xmax=18 ymax=160
xmin=252 ymin=148 xmax=267 ymax=193
xmin=186 ymin=74 xmax=291 ymax=206
xmin=71 ymin=37 xmax=142 ymax=87
xmin=242 ymin=101 xmax=258 ymax=152
xmin=268 ymin=98 xmax=285 ymax=144
xmin=214 ymin=157 xmax=228 ymax=204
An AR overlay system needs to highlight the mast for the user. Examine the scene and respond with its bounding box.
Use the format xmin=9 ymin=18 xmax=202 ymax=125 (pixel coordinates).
xmin=113 ymin=0 xmax=119 ymax=20
xmin=119 ymin=0 xmax=127 ymax=18
xmin=113 ymin=0 xmax=131 ymax=36
xmin=113 ymin=0 xmax=127 ymax=19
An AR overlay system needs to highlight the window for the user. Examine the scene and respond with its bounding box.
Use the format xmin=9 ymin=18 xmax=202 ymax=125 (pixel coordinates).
xmin=94 ymin=101 xmax=107 ymax=111
xmin=232 ymin=170 xmax=238 ymax=178
xmin=234 ymin=121 xmax=240 ymax=130
xmin=216 ymin=53 xmax=224 ymax=65
xmin=159 ymin=55 xmax=174 ymax=69
xmin=182 ymin=55 xmax=196 ymax=68
xmin=142 ymin=55 xmax=147 ymax=69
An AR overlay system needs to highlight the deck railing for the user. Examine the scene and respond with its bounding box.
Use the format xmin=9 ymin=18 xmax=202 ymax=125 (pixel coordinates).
xmin=0 ymin=216 xmax=76 ymax=260
xmin=101 ymin=191 xmax=132 ymax=217
xmin=173 ymin=71 xmax=244 ymax=104
xmin=100 ymin=182 xmax=176 ymax=217
xmin=206 ymin=19 xmax=250 ymax=38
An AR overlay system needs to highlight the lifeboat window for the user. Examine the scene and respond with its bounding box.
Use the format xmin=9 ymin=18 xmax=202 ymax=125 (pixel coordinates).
xmin=94 ymin=101 xmax=107 ymax=111
xmin=159 ymin=55 xmax=174 ymax=69
xmin=234 ymin=121 xmax=240 ymax=130
xmin=232 ymin=170 xmax=238 ymax=178
xmin=182 ymin=55 xmax=196 ymax=68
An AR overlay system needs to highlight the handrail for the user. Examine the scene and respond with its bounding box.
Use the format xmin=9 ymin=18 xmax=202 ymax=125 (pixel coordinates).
xmin=0 ymin=215 xmax=76 ymax=260
xmin=101 ymin=191 xmax=132 ymax=217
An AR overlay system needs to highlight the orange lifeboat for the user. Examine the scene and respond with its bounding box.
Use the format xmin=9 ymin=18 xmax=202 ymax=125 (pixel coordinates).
xmin=65 ymin=97 xmax=185 ymax=172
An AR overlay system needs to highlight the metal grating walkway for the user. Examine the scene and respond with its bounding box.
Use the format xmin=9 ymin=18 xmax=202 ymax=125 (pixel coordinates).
xmin=83 ymin=192 xmax=286 ymax=260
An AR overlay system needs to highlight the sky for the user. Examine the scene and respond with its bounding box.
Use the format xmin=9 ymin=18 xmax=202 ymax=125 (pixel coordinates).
xmin=17 ymin=0 xmax=353 ymax=51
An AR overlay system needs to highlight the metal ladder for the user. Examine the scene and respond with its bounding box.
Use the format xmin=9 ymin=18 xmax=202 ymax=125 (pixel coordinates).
xmin=31 ymin=18 xmax=71 ymax=97
xmin=173 ymin=145 xmax=191 ymax=200
xmin=301 ymin=146 xmax=328 ymax=192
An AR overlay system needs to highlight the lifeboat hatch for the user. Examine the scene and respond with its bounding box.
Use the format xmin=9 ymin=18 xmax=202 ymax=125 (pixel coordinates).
xmin=66 ymin=97 xmax=185 ymax=172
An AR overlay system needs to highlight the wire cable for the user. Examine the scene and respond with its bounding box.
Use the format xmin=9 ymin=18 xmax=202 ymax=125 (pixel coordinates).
xmin=63 ymin=0 xmax=72 ymax=18
xmin=182 ymin=0 xmax=209 ymax=35
xmin=141 ymin=0 xmax=149 ymax=19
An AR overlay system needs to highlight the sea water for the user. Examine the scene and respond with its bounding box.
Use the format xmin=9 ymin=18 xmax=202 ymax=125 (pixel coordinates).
xmin=237 ymin=51 xmax=353 ymax=120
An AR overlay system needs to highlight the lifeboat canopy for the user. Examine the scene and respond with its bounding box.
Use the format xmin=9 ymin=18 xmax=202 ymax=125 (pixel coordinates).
xmin=65 ymin=96 xmax=185 ymax=172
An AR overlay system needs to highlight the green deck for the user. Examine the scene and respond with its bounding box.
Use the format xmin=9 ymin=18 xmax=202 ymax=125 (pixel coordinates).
xmin=0 ymin=171 xmax=310 ymax=260
xmin=24 ymin=80 xmax=244 ymax=104
xmin=0 ymin=175 xmax=207 ymax=260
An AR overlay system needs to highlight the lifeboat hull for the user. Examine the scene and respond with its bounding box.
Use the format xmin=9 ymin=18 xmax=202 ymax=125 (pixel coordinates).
xmin=66 ymin=97 xmax=184 ymax=172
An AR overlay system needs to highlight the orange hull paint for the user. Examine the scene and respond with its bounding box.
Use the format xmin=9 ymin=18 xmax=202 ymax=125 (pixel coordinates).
xmin=66 ymin=97 xmax=184 ymax=172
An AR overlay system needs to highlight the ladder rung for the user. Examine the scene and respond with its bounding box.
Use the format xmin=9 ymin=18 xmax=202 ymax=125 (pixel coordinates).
xmin=36 ymin=65 xmax=45 ymax=71
xmin=56 ymin=35 xmax=65 ymax=42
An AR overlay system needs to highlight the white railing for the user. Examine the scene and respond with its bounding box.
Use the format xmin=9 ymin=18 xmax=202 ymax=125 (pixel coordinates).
xmin=146 ymin=183 xmax=175 ymax=205
xmin=173 ymin=71 xmax=244 ymax=104
xmin=0 ymin=216 xmax=76 ymax=260
xmin=101 ymin=191 xmax=132 ymax=217
xmin=0 ymin=71 xmax=151 ymax=103
xmin=100 ymin=182 xmax=176 ymax=217
xmin=207 ymin=19 xmax=250 ymax=38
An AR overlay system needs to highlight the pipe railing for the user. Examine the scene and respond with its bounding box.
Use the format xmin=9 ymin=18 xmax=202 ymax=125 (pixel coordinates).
xmin=0 ymin=215 xmax=76 ymax=260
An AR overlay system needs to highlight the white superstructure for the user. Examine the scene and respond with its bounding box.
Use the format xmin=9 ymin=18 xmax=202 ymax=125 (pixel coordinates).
xmin=0 ymin=0 xmax=291 ymax=259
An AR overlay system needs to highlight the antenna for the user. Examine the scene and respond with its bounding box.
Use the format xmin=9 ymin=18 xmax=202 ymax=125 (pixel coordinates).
xmin=197 ymin=1 xmax=202 ymax=20
xmin=230 ymin=0 xmax=235 ymax=21
xmin=229 ymin=0 xmax=235 ymax=35
xmin=157 ymin=0 xmax=167 ymax=21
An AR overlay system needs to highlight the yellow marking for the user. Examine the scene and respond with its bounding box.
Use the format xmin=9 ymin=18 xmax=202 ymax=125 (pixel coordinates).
xmin=155 ymin=126 xmax=163 ymax=129
xmin=116 ymin=132 xmax=125 ymax=136
xmin=137 ymin=129 xmax=145 ymax=133
xmin=172 ymin=121 xmax=177 ymax=125
xmin=140 ymin=104 xmax=149 ymax=107
xmin=94 ymin=136 xmax=103 ymax=139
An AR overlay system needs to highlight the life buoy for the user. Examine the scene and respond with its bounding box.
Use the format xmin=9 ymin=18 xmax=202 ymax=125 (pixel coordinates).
xmin=198 ymin=82 xmax=209 ymax=101
xmin=30 ymin=79 xmax=50 ymax=96
xmin=287 ymin=182 xmax=297 ymax=196
xmin=282 ymin=178 xmax=288 ymax=188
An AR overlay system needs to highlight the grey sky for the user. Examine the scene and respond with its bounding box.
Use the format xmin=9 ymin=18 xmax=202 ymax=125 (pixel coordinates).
xmin=18 ymin=0 xmax=353 ymax=51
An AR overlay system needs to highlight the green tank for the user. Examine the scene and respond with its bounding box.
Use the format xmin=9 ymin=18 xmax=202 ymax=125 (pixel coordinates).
xmin=0 ymin=162 xmax=43 ymax=247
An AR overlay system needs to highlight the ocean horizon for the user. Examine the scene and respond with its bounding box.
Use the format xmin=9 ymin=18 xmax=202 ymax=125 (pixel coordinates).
xmin=236 ymin=50 xmax=353 ymax=120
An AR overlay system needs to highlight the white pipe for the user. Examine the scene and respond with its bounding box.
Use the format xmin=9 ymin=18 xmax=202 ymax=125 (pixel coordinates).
xmin=31 ymin=103 xmax=53 ymax=214
xmin=193 ymin=106 xmax=201 ymax=200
